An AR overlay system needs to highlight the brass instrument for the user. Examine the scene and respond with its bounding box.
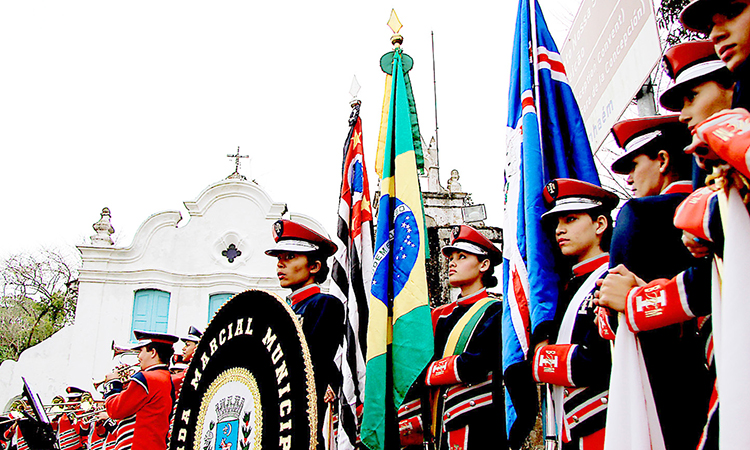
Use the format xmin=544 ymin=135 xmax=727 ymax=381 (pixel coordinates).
xmin=76 ymin=405 xmax=107 ymax=424
xmin=112 ymin=340 xmax=138 ymax=358
xmin=92 ymin=363 xmax=139 ymax=393
xmin=8 ymin=398 xmax=28 ymax=413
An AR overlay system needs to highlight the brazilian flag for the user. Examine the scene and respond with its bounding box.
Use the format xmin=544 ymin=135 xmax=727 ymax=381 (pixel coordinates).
xmin=360 ymin=48 xmax=434 ymax=450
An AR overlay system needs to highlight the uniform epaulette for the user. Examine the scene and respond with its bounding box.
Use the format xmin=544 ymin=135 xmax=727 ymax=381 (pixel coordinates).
xmin=130 ymin=372 xmax=149 ymax=394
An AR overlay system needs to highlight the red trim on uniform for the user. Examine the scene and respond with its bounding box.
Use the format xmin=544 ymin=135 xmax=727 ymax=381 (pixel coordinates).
xmin=443 ymin=392 xmax=492 ymax=423
xmin=695 ymin=108 xmax=750 ymax=178
xmin=572 ymin=254 xmax=609 ymax=278
xmin=288 ymin=285 xmax=321 ymax=306
xmin=674 ymin=187 xmax=714 ymax=241
xmin=565 ymin=391 xmax=609 ymax=431
xmin=625 ymin=277 xmax=695 ymax=333
xmin=446 ymin=425 xmax=469 ymax=450
xmin=580 ymin=427 xmax=606 ymax=450
xmin=398 ymin=416 xmax=423 ymax=446
xmin=532 ymin=344 xmax=577 ymax=386
xmin=431 ymin=302 xmax=458 ymax=333
xmin=596 ymin=307 xmax=616 ymax=340
xmin=425 ymin=355 xmax=461 ymax=386
xmin=456 ymin=289 xmax=489 ymax=307
xmin=697 ymin=380 xmax=719 ymax=450
xmin=444 ymin=374 xmax=492 ymax=398
xmin=661 ymin=180 xmax=693 ymax=195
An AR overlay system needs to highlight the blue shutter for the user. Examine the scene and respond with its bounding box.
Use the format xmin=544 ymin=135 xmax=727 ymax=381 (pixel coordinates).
xmin=208 ymin=293 xmax=235 ymax=323
xmin=131 ymin=289 xmax=171 ymax=341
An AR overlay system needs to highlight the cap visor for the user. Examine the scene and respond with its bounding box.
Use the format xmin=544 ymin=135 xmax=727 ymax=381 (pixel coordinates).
xmin=181 ymin=336 xmax=200 ymax=343
xmin=661 ymin=62 xmax=727 ymax=112
xmin=542 ymin=201 xmax=601 ymax=219
xmin=680 ymin=0 xmax=716 ymax=33
xmin=611 ymin=150 xmax=637 ymax=175
xmin=441 ymin=242 xmax=488 ymax=257
xmin=265 ymin=240 xmax=320 ymax=256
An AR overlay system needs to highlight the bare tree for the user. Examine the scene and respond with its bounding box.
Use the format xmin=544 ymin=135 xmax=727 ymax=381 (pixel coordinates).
xmin=0 ymin=248 xmax=80 ymax=362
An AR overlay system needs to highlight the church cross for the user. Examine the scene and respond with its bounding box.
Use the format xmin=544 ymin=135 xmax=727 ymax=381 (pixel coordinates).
xmin=226 ymin=146 xmax=249 ymax=181
xmin=228 ymin=146 xmax=249 ymax=172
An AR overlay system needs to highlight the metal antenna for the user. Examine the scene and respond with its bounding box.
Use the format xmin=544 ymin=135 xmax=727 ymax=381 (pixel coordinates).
xmin=431 ymin=30 xmax=440 ymax=162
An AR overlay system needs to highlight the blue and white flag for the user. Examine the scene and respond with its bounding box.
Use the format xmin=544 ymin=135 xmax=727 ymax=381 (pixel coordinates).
xmin=503 ymin=0 xmax=600 ymax=446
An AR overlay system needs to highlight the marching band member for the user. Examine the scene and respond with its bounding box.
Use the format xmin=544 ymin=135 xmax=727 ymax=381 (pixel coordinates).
xmin=533 ymin=180 xmax=618 ymax=450
xmin=57 ymin=387 xmax=90 ymax=450
xmin=596 ymin=40 xmax=736 ymax=450
xmin=104 ymin=330 xmax=177 ymax=450
xmin=420 ymin=225 xmax=507 ymax=450
xmin=597 ymin=115 xmax=711 ymax=450
xmin=681 ymin=0 xmax=750 ymax=109
xmin=265 ymin=219 xmax=344 ymax=450
xmin=172 ymin=325 xmax=202 ymax=397
xmin=88 ymin=416 xmax=110 ymax=450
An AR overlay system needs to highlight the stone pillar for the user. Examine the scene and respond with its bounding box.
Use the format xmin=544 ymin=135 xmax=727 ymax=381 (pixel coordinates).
xmin=90 ymin=207 xmax=115 ymax=246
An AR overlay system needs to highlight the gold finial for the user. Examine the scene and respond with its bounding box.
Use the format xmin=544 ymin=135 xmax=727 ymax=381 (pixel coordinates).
xmin=387 ymin=9 xmax=403 ymax=48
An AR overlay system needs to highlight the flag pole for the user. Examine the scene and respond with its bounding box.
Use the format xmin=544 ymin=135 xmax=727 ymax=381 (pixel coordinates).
xmin=431 ymin=30 xmax=440 ymax=160
xmin=529 ymin=1 xmax=555 ymax=448
xmin=529 ymin=0 xmax=547 ymax=183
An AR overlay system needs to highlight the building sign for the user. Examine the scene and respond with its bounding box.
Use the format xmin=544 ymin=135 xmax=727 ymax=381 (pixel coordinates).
xmin=560 ymin=0 xmax=661 ymax=150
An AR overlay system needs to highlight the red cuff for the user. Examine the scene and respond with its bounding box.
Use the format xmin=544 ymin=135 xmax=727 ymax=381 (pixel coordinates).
xmin=674 ymin=187 xmax=714 ymax=242
xmin=596 ymin=307 xmax=616 ymax=340
xmin=532 ymin=344 xmax=576 ymax=386
xmin=625 ymin=277 xmax=695 ymax=333
xmin=695 ymin=108 xmax=750 ymax=178
xmin=398 ymin=416 xmax=423 ymax=447
xmin=425 ymin=355 xmax=460 ymax=386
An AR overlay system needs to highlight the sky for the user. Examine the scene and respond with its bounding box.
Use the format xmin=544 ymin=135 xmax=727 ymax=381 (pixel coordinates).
xmin=0 ymin=1 xmax=581 ymax=257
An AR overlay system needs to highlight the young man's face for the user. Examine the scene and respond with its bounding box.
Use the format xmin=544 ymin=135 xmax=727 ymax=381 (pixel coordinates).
xmin=679 ymin=80 xmax=734 ymax=169
xmin=275 ymin=252 xmax=317 ymax=289
xmin=710 ymin=0 xmax=750 ymax=71
xmin=555 ymin=212 xmax=602 ymax=262
xmin=138 ymin=346 xmax=160 ymax=370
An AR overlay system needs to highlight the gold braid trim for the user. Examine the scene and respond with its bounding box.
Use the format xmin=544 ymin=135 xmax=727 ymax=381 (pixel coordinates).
xmin=705 ymin=164 xmax=750 ymax=207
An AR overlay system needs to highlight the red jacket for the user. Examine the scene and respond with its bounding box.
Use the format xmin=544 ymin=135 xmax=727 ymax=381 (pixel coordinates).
xmin=105 ymin=364 xmax=174 ymax=450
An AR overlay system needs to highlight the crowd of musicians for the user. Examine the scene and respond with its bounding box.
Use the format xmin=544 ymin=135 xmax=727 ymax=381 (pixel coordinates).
xmin=0 ymin=326 xmax=201 ymax=450
xmin=2 ymin=0 xmax=750 ymax=449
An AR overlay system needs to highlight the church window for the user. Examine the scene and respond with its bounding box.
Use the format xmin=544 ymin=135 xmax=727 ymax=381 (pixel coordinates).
xmin=209 ymin=293 xmax=235 ymax=322
xmin=130 ymin=289 xmax=170 ymax=341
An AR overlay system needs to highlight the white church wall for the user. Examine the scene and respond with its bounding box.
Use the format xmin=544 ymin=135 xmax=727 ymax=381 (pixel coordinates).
xmin=0 ymin=178 xmax=333 ymax=406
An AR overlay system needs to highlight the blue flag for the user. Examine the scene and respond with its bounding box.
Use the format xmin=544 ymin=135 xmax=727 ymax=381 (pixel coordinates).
xmin=503 ymin=0 xmax=600 ymax=445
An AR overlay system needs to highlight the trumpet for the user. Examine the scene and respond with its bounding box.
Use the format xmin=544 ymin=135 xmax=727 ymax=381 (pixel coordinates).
xmin=92 ymin=363 xmax=139 ymax=391
xmin=44 ymin=393 xmax=96 ymax=415
xmin=76 ymin=406 xmax=108 ymax=424
xmin=112 ymin=340 xmax=138 ymax=358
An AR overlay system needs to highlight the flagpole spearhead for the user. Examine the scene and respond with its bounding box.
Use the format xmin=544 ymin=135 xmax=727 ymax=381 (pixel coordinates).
xmin=387 ymin=9 xmax=403 ymax=49
xmin=349 ymin=75 xmax=362 ymax=108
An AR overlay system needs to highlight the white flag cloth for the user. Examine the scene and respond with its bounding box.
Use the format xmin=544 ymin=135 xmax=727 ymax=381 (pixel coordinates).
xmin=603 ymin=317 xmax=666 ymax=450
xmin=713 ymin=187 xmax=750 ymax=449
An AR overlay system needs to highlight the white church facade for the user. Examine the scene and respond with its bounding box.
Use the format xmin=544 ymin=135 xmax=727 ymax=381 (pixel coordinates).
xmin=0 ymin=176 xmax=332 ymax=407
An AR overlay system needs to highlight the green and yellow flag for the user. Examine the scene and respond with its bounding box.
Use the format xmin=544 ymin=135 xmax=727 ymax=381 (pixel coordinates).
xmin=360 ymin=36 xmax=434 ymax=450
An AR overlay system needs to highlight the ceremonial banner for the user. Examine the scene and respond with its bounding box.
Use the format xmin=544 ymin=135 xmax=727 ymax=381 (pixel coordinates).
xmin=169 ymin=290 xmax=317 ymax=450
xmin=361 ymin=48 xmax=433 ymax=450
xmin=330 ymin=101 xmax=374 ymax=450
xmin=504 ymin=0 xmax=600 ymax=445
